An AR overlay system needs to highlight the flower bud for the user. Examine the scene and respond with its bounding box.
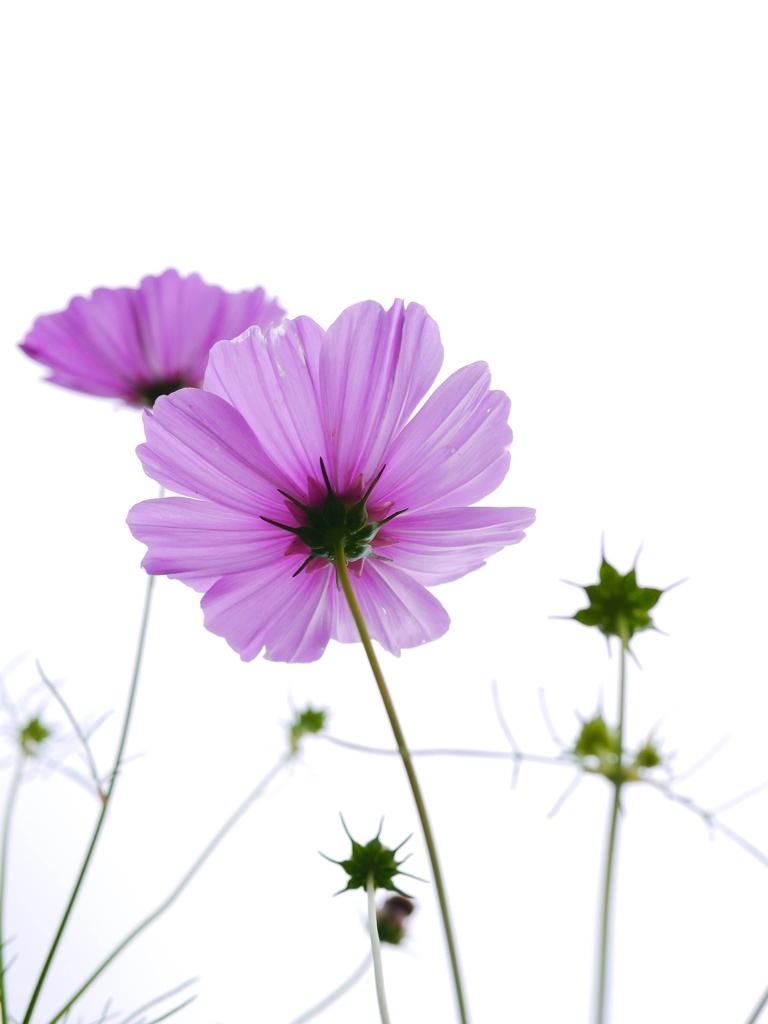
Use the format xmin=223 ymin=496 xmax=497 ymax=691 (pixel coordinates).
xmin=20 ymin=716 xmax=52 ymax=757
xmin=376 ymin=895 xmax=415 ymax=945
xmin=322 ymin=818 xmax=416 ymax=897
xmin=288 ymin=705 xmax=327 ymax=756
xmin=572 ymin=556 xmax=664 ymax=646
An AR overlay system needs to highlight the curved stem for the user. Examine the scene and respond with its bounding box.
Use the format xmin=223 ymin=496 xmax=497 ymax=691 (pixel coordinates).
xmin=594 ymin=629 xmax=628 ymax=1024
xmin=287 ymin=955 xmax=371 ymax=1024
xmin=0 ymin=759 xmax=24 ymax=1024
xmin=22 ymin=573 xmax=156 ymax=1024
xmin=119 ymin=978 xmax=197 ymax=1024
xmin=46 ymin=753 xmax=289 ymax=1024
xmin=367 ymin=876 xmax=391 ymax=1024
xmin=334 ymin=547 xmax=469 ymax=1024
xmin=322 ymin=734 xmax=572 ymax=767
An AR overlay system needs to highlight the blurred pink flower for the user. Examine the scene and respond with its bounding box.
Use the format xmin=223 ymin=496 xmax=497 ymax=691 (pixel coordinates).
xmin=20 ymin=269 xmax=284 ymax=407
xmin=127 ymin=300 xmax=535 ymax=662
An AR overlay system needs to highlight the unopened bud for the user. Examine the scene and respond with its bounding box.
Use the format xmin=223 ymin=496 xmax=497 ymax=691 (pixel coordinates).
xmin=376 ymin=895 xmax=415 ymax=945
xmin=20 ymin=716 xmax=52 ymax=757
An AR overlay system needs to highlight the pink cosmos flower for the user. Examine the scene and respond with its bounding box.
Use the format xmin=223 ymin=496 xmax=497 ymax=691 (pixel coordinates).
xmin=127 ymin=300 xmax=535 ymax=662
xmin=20 ymin=269 xmax=285 ymax=407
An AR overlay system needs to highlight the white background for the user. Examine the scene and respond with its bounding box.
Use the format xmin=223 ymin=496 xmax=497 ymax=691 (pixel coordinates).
xmin=2 ymin=3 xmax=768 ymax=1023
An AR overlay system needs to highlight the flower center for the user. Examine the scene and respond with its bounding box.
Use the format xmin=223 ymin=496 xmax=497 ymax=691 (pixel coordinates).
xmin=262 ymin=460 xmax=407 ymax=577
xmin=135 ymin=376 xmax=192 ymax=407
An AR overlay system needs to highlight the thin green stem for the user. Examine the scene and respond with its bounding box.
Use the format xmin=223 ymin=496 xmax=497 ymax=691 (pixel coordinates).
xmin=334 ymin=547 xmax=469 ymax=1024
xmin=22 ymin=573 xmax=157 ymax=1024
xmin=287 ymin=955 xmax=371 ymax=1024
xmin=367 ymin=876 xmax=391 ymax=1024
xmin=595 ymin=776 xmax=621 ymax=1024
xmin=0 ymin=759 xmax=24 ymax=1024
xmin=594 ymin=628 xmax=629 ymax=1024
xmin=616 ymin=630 xmax=628 ymax=760
xmin=46 ymin=754 xmax=289 ymax=1024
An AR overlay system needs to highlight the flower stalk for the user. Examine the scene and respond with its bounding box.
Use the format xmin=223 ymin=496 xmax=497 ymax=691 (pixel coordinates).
xmin=0 ymin=760 xmax=24 ymax=1024
xmin=594 ymin=620 xmax=629 ymax=1024
xmin=22 ymin=573 xmax=156 ymax=1024
xmin=334 ymin=543 xmax=469 ymax=1024
xmin=287 ymin=956 xmax=371 ymax=1024
xmin=46 ymin=753 xmax=290 ymax=1024
xmin=743 ymin=983 xmax=768 ymax=1024
xmin=367 ymin=874 xmax=391 ymax=1024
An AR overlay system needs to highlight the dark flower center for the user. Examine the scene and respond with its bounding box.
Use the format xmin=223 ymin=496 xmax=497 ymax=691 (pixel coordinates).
xmin=262 ymin=460 xmax=407 ymax=577
xmin=135 ymin=377 xmax=192 ymax=407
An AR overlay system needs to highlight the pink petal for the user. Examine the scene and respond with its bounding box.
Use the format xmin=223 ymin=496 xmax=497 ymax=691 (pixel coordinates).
xmin=21 ymin=287 xmax=148 ymax=399
xmin=201 ymin=562 xmax=336 ymax=663
xmin=318 ymin=301 xmax=443 ymax=491
xmin=137 ymin=389 xmax=293 ymax=515
xmin=127 ymin=270 xmax=285 ymax=385
xmin=167 ymin=571 xmax=225 ymax=594
xmin=386 ymin=506 xmax=536 ymax=585
xmin=203 ymin=319 xmax=327 ymax=494
xmin=127 ymin=497 xmax=284 ymax=582
xmin=383 ymin=362 xmax=514 ymax=511
xmin=333 ymin=561 xmax=450 ymax=656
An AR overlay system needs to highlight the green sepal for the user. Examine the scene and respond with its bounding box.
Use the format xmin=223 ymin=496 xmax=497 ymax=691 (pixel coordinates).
xmin=321 ymin=817 xmax=417 ymax=898
xmin=288 ymin=705 xmax=327 ymax=756
xmin=262 ymin=460 xmax=407 ymax=575
xmin=572 ymin=557 xmax=664 ymax=644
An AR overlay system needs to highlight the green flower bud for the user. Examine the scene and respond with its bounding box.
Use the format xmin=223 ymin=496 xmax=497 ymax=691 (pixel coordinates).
xmin=288 ymin=705 xmax=327 ymax=755
xmin=322 ymin=818 xmax=416 ymax=897
xmin=571 ymin=556 xmax=664 ymax=646
xmin=571 ymin=714 xmax=619 ymax=763
xmin=20 ymin=716 xmax=52 ymax=757
xmin=633 ymin=737 xmax=664 ymax=770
